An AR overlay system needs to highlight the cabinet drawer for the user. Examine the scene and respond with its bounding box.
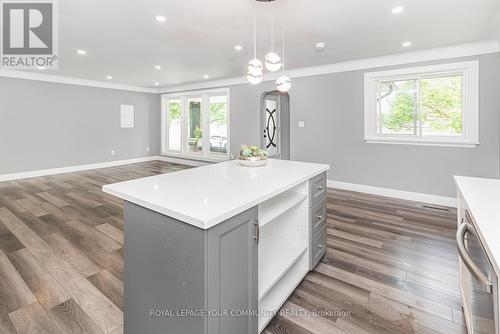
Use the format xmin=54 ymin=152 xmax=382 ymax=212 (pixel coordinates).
xmin=310 ymin=225 xmax=327 ymax=269
xmin=310 ymin=197 xmax=327 ymax=238
xmin=309 ymin=172 xmax=327 ymax=207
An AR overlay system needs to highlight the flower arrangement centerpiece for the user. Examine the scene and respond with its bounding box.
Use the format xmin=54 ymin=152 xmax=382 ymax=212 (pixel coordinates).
xmin=238 ymin=145 xmax=268 ymax=167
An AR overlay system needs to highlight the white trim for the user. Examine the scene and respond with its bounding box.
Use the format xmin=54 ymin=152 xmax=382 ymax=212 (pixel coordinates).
xmin=364 ymin=139 xmax=478 ymax=148
xmin=161 ymin=88 xmax=231 ymax=161
xmin=0 ymin=69 xmax=156 ymax=93
xmin=0 ymin=156 xmax=159 ymax=182
xmin=158 ymin=40 xmax=499 ymax=93
xmin=0 ymin=155 xmax=220 ymax=181
xmin=156 ymin=155 xmax=213 ymax=167
xmin=327 ymin=180 xmax=457 ymax=208
xmin=1 ymin=40 xmax=497 ymax=93
xmin=363 ymin=60 xmax=479 ymax=147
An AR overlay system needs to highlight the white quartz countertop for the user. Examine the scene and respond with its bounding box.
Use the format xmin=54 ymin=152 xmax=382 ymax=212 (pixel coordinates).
xmin=455 ymin=175 xmax=500 ymax=274
xmin=103 ymin=159 xmax=329 ymax=229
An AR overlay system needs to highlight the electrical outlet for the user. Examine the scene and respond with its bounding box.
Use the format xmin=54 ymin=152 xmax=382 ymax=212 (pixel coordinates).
xmin=298 ymin=121 xmax=305 ymax=128
xmin=111 ymin=150 xmax=116 ymax=155
xmin=146 ymin=147 xmax=150 ymax=152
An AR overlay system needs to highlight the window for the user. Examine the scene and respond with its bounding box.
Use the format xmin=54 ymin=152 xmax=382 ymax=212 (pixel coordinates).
xmin=162 ymin=88 xmax=230 ymax=160
xmin=364 ymin=61 xmax=479 ymax=147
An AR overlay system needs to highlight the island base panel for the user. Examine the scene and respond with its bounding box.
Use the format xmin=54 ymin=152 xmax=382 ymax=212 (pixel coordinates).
xmin=124 ymin=202 xmax=258 ymax=334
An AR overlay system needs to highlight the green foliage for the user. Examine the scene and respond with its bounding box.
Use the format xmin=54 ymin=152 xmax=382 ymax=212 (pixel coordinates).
xmin=168 ymin=101 xmax=228 ymax=125
xmin=381 ymin=81 xmax=416 ymax=132
xmin=381 ymin=76 xmax=462 ymax=135
xmin=194 ymin=126 xmax=202 ymax=139
xmin=168 ymin=101 xmax=181 ymax=121
xmin=210 ymin=103 xmax=227 ymax=124
xmin=421 ymin=76 xmax=462 ymax=134
xmin=239 ymin=145 xmax=267 ymax=159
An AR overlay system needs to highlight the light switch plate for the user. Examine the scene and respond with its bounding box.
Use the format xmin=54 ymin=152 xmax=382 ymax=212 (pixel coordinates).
xmin=120 ymin=104 xmax=135 ymax=128
xmin=298 ymin=121 xmax=305 ymax=128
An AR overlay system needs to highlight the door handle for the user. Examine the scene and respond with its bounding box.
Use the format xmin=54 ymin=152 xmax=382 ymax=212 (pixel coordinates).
xmin=457 ymin=215 xmax=493 ymax=293
xmin=316 ymin=215 xmax=323 ymax=221
xmin=251 ymin=220 xmax=259 ymax=244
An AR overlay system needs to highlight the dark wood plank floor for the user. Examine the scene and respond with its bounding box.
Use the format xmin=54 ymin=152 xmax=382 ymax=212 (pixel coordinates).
xmin=0 ymin=161 xmax=465 ymax=334
xmin=264 ymin=189 xmax=466 ymax=334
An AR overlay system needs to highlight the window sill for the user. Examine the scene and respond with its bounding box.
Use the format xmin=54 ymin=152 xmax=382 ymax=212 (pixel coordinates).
xmin=364 ymin=138 xmax=479 ymax=148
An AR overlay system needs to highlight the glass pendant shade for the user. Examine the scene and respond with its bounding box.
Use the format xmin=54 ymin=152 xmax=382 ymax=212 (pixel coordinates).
xmin=265 ymin=52 xmax=282 ymax=72
xmin=247 ymin=58 xmax=263 ymax=76
xmin=247 ymin=70 xmax=263 ymax=85
xmin=276 ymin=75 xmax=291 ymax=92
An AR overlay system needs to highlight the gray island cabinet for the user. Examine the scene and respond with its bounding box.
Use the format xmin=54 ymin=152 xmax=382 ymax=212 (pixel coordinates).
xmin=103 ymin=159 xmax=329 ymax=334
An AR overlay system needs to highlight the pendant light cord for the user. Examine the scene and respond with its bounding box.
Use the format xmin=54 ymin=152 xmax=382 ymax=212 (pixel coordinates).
xmin=282 ymin=12 xmax=285 ymax=75
xmin=253 ymin=1 xmax=257 ymax=59
xmin=271 ymin=1 xmax=276 ymax=52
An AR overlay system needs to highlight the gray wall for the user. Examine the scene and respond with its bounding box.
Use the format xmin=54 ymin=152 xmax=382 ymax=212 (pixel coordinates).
xmin=228 ymin=53 xmax=500 ymax=197
xmin=0 ymin=78 xmax=159 ymax=174
xmin=1 ymin=53 xmax=498 ymax=198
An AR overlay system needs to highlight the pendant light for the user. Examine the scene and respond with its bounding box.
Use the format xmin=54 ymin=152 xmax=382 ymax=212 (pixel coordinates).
xmin=264 ymin=1 xmax=282 ymax=72
xmin=276 ymin=15 xmax=291 ymax=92
xmin=247 ymin=1 xmax=263 ymax=84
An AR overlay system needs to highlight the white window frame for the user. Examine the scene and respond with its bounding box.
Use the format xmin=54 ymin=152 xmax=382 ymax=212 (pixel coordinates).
xmin=364 ymin=61 xmax=479 ymax=147
xmin=161 ymin=87 xmax=230 ymax=161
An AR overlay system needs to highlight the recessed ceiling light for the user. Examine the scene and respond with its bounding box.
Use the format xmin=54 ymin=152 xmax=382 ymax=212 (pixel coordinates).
xmin=37 ymin=66 xmax=45 ymax=70
xmin=402 ymin=41 xmax=412 ymax=47
xmin=203 ymin=74 xmax=209 ymax=79
xmin=106 ymin=75 xmax=113 ymax=80
xmin=154 ymin=65 xmax=161 ymax=70
xmin=234 ymin=45 xmax=243 ymax=51
xmin=315 ymin=42 xmax=326 ymax=50
xmin=392 ymin=6 xmax=404 ymax=14
xmin=155 ymin=15 xmax=166 ymax=22
xmin=77 ymin=49 xmax=87 ymax=55
xmin=154 ymin=82 xmax=159 ymax=86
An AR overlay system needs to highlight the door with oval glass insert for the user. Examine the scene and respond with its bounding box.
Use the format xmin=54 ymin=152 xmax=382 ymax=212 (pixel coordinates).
xmin=261 ymin=91 xmax=290 ymax=160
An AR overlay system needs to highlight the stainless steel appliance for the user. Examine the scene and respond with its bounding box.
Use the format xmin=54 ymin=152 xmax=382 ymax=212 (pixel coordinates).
xmin=457 ymin=210 xmax=499 ymax=334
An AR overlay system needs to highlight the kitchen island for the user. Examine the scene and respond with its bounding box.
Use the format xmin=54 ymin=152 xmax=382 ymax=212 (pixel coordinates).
xmin=103 ymin=159 xmax=329 ymax=334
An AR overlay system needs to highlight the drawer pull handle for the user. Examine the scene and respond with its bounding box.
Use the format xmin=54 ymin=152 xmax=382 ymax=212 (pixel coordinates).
xmin=317 ymin=185 xmax=323 ymax=190
xmin=316 ymin=215 xmax=323 ymax=221
xmin=317 ymin=243 xmax=324 ymax=249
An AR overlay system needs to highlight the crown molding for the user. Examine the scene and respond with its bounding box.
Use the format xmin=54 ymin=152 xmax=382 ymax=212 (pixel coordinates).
xmin=0 ymin=69 xmax=157 ymax=93
xmin=1 ymin=40 xmax=498 ymax=94
xmin=158 ymin=39 xmax=500 ymax=93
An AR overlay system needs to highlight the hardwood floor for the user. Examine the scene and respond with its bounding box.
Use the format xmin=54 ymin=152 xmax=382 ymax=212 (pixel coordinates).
xmin=264 ymin=189 xmax=466 ymax=334
xmin=0 ymin=161 xmax=465 ymax=334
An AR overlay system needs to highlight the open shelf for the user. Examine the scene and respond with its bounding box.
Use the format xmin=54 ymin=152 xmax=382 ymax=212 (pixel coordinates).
xmin=258 ymin=232 xmax=307 ymax=301
xmin=259 ymin=191 xmax=307 ymax=228
xmin=258 ymin=253 xmax=309 ymax=332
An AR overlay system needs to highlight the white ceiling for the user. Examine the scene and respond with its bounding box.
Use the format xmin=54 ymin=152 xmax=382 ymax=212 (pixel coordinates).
xmin=17 ymin=0 xmax=500 ymax=87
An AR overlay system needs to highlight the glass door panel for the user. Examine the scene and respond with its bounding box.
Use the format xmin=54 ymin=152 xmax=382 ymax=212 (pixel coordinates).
xmin=187 ymin=98 xmax=203 ymax=154
xmin=167 ymin=99 xmax=181 ymax=152
xmin=209 ymin=95 xmax=228 ymax=156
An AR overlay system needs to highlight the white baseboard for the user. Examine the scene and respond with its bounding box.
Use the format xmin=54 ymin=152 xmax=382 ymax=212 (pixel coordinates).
xmin=156 ymin=155 xmax=213 ymax=167
xmin=0 ymin=155 xmax=217 ymax=182
xmin=0 ymin=156 xmax=159 ymax=182
xmin=327 ymin=180 xmax=457 ymax=208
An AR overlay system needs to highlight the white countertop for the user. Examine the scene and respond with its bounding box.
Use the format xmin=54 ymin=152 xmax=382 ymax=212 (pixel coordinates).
xmin=103 ymin=159 xmax=329 ymax=229
xmin=455 ymin=176 xmax=500 ymax=274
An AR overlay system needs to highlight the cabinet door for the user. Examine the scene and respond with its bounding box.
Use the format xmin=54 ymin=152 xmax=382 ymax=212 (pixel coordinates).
xmin=206 ymin=207 xmax=258 ymax=334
